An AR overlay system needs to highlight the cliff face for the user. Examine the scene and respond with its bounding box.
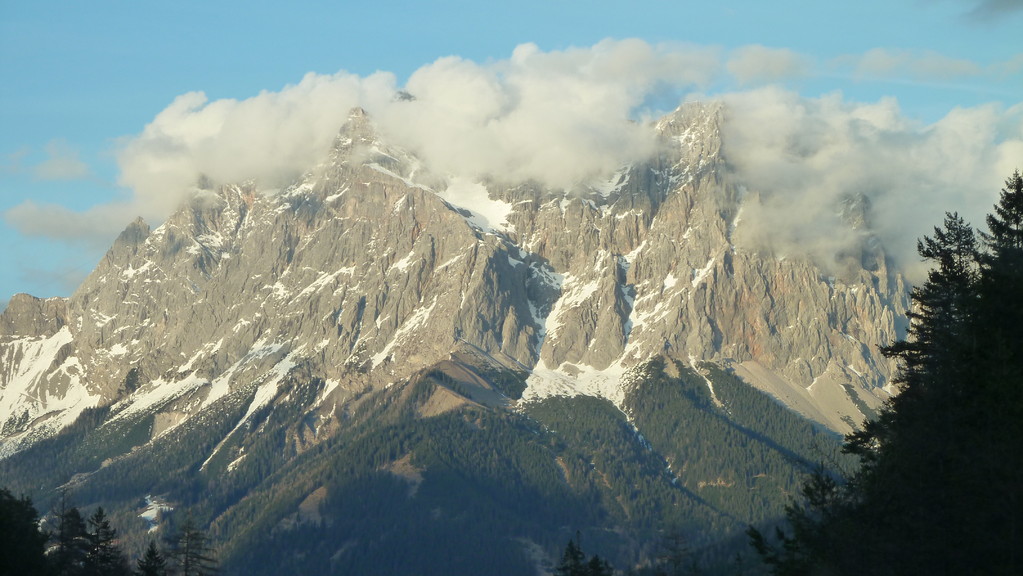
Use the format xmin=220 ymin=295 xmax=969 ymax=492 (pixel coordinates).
xmin=0 ymin=102 xmax=907 ymax=455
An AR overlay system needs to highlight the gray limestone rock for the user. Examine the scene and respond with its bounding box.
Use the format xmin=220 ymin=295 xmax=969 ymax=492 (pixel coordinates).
xmin=0 ymin=101 xmax=910 ymax=455
xmin=0 ymin=294 xmax=68 ymax=337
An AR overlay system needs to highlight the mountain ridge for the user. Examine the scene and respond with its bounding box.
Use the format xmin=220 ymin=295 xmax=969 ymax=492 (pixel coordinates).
xmin=0 ymin=100 xmax=916 ymax=573
xmin=1 ymin=102 xmax=906 ymax=457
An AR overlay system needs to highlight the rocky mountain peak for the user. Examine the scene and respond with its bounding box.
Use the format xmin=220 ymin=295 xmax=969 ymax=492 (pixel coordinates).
xmin=317 ymin=107 xmax=439 ymax=195
xmin=0 ymin=101 xmax=909 ymax=457
xmin=97 ymin=216 xmax=152 ymax=271
xmin=0 ymin=294 xmax=68 ymax=338
xmin=0 ymin=99 xmax=926 ymax=576
xmin=329 ymin=107 xmax=384 ymax=164
xmin=117 ymin=216 xmax=152 ymax=246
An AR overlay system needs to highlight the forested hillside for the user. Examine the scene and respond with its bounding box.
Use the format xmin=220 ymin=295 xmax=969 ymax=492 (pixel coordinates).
xmin=2 ymin=356 xmax=842 ymax=574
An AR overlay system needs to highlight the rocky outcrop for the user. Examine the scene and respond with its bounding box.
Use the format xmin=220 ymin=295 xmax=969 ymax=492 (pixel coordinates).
xmin=0 ymin=294 xmax=68 ymax=337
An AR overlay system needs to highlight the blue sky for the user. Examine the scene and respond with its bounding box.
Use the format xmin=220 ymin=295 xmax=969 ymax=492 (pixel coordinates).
xmin=1 ymin=0 xmax=1021 ymax=305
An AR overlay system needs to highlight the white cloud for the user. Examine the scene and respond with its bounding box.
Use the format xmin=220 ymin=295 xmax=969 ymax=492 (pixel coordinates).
xmin=372 ymin=40 xmax=719 ymax=189
xmin=992 ymin=53 xmax=1023 ymax=77
xmin=4 ymin=40 xmax=1020 ymax=287
xmin=720 ymin=87 xmax=1023 ymax=280
xmin=14 ymin=39 xmax=720 ymax=234
xmin=849 ymin=48 xmax=983 ymax=82
xmin=1 ymin=141 xmax=91 ymax=180
xmin=115 ymin=71 xmax=399 ymax=223
xmin=726 ymin=45 xmax=809 ymax=85
xmin=33 ymin=140 xmax=92 ymax=181
xmin=5 ymin=201 xmax=128 ymax=247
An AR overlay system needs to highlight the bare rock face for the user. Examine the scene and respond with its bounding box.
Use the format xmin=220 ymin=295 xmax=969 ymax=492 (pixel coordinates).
xmin=511 ymin=103 xmax=907 ymax=431
xmin=0 ymin=294 xmax=69 ymax=337
xmin=0 ymin=103 xmax=909 ymax=455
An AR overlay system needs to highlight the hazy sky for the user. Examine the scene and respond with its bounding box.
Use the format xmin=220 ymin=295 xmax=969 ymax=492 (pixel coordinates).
xmin=1 ymin=0 xmax=1021 ymax=304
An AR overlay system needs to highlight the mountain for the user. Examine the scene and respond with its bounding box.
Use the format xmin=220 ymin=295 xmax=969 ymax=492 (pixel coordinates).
xmin=0 ymin=103 xmax=908 ymax=574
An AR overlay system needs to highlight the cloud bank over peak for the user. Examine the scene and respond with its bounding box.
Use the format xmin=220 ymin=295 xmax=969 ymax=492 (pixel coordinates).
xmin=373 ymin=40 xmax=719 ymax=189
xmin=722 ymin=87 xmax=1023 ymax=279
xmin=53 ymin=39 xmax=715 ymax=230
xmin=6 ymin=39 xmax=1022 ymax=283
xmin=116 ymin=71 xmax=399 ymax=220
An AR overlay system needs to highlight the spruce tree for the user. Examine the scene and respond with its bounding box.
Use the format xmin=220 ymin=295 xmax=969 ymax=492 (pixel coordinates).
xmin=554 ymin=538 xmax=587 ymax=576
xmin=553 ymin=537 xmax=614 ymax=576
xmin=84 ymin=507 xmax=130 ymax=576
xmin=51 ymin=497 xmax=89 ymax=576
xmin=653 ymin=530 xmax=695 ymax=576
xmin=982 ymin=169 xmax=1023 ymax=252
xmin=586 ymin=555 xmax=614 ymax=576
xmin=168 ymin=515 xmax=217 ymax=576
xmin=135 ymin=541 xmax=168 ymax=576
xmin=0 ymin=488 xmax=49 ymax=576
xmin=972 ymin=168 xmax=1023 ymax=572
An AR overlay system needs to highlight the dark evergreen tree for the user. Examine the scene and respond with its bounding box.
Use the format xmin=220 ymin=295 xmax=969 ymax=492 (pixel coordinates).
xmin=554 ymin=538 xmax=587 ymax=576
xmin=973 ymin=168 xmax=1023 ymax=571
xmin=135 ymin=541 xmax=168 ymax=576
xmin=749 ymin=169 xmax=1023 ymax=575
xmin=586 ymin=555 xmax=614 ymax=576
xmin=554 ymin=537 xmax=614 ymax=576
xmin=0 ymin=488 xmax=49 ymax=576
xmin=653 ymin=530 xmax=696 ymax=576
xmin=168 ymin=516 xmax=217 ymax=576
xmin=746 ymin=469 xmax=848 ymax=576
xmin=83 ymin=507 xmax=130 ymax=576
xmin=50 ymin=495 xmax=89 ymax=576
xmin=982 ymin=169 xmax=1023 ymax=252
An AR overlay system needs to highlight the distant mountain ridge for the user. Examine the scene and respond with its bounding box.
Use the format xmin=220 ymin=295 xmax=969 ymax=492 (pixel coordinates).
xmin=0 ymin=101 xmax=908 ymax=574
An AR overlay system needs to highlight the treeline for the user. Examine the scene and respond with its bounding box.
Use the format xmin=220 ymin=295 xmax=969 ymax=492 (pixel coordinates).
xmin=0 ymin=488 xmax=217 ymax=576
xmin=750 ymin=170 xmax=1023 ymax=574
xmin=551 ymin=529 xmax=741 ymax=576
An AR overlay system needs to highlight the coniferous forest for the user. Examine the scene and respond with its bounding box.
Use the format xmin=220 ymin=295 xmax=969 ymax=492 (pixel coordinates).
xmin=749 ymin=170 xmax=1023 ymax=575
xmin=0 ymin=488 xmax=217 ymax=576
